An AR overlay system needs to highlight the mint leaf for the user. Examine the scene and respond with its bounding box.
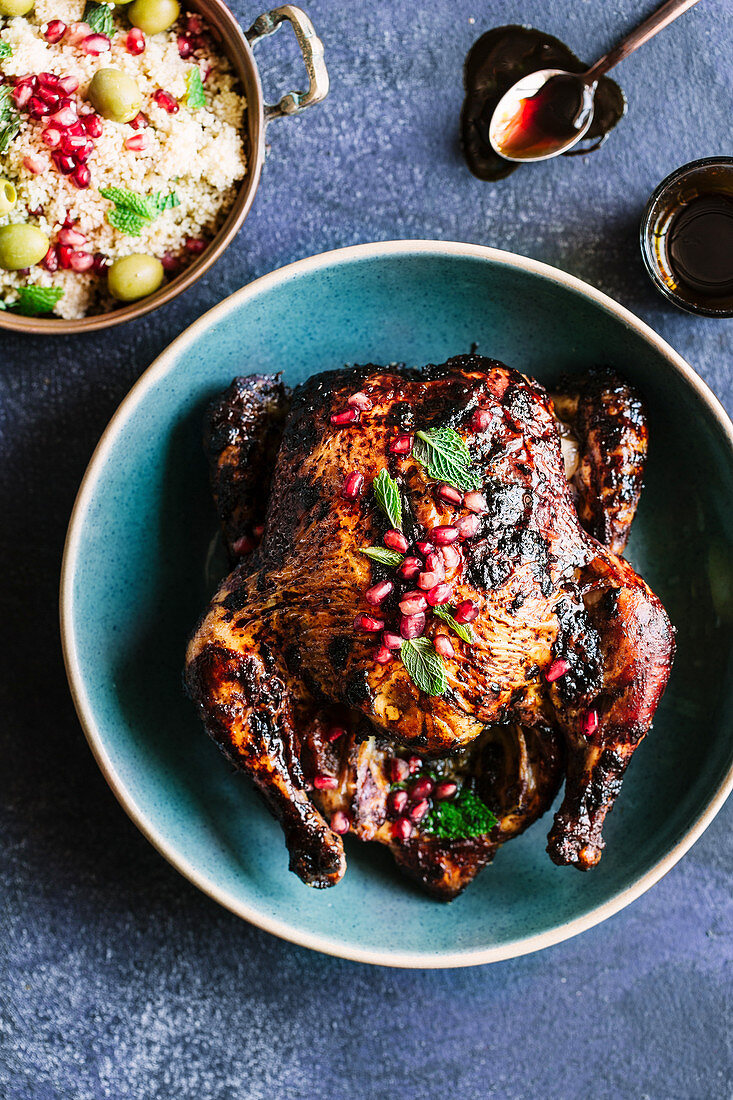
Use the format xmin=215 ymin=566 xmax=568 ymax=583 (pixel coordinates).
xmin=0 ymin=42 xmax=13 ymax=59
xmin=433 ymin=604 xmax=477 ymax=644
xmin=373 ymin=469 xmax=402 ymax=530
xmin=14 ymin=286 xmax=64 ymax=316
xmin=83 ymin=1 xmax=114 ymax=35
xmin=413 ymin=426 xmax=482 ymax=491
xmin=101 ymin=187 xmax=178 ymax=236
xmin=0 ymin=85 xmax=20 ymax=154
xmin=360 ymin=546 xmax=404 ymax=567
xmin=152 ymin=190 xmax=180 ymax=213
xmin=423 ymin=787 xmax=498 ymax=839
xmin=184 ymin=66 xmax=206 ymax=109
xmin=401 ymin=637 xmax=447 ymax=697
xmin=107 ymin=208 xmax=149 ymax=236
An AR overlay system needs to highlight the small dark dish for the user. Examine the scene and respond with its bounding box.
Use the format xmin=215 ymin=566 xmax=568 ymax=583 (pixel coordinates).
xmin=640 ymin=156 xmax=733 ymax=319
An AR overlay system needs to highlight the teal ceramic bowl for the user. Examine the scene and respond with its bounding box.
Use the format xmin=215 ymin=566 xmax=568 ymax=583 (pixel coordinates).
xmin=61 ymin=241 xmax=733 ymax=967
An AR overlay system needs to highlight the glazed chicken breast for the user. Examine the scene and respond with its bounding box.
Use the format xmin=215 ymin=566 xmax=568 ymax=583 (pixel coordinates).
xmin=186 ymin=356 xmax=674 ymax=897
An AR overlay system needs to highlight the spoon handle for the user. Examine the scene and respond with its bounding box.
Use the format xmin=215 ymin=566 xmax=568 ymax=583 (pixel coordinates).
xmin=585 ymin=0 xmax=703 ymax=82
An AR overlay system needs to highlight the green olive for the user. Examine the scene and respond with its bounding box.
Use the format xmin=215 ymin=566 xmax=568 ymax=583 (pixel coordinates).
xmin=0 ymin=0 xmax=34 ymax=15
xmin=0 ymin=179 xmax=17 ymax=217
xmin=0 ymin=223 xmax=49 ymax=270
xmin=128 ymin=0 xmax=179 ymax=34
xmin=107 ymin=254 xmax=164 ymax=300
xmin=88 ymin=68 xmax=143 ymax=124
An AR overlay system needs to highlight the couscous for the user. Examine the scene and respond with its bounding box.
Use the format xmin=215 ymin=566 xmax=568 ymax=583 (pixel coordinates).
xmin=0 ymin=0 xmax=247 ymax=317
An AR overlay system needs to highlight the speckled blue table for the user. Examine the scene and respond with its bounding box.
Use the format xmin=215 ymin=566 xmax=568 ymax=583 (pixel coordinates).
xmin=1 ymin=1 xmax=732 ymax=1097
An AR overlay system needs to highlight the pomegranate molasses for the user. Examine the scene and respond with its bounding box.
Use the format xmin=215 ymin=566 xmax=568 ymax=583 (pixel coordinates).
xmin=491 ymin=73 xmax=593 ymax=161
xmin=461 ymin=25 xmax=626 ymax=181
xmin=641 ymin=157 xmax=733 ymax=317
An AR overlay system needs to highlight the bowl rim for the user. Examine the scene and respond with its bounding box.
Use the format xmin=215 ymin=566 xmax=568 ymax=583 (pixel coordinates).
xmin=60 ymin=239 xmax=733 ymax=968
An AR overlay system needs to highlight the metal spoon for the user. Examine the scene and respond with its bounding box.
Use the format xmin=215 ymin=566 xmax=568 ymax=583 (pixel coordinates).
xmin=489 ymin=0 xmax=703 ymax=163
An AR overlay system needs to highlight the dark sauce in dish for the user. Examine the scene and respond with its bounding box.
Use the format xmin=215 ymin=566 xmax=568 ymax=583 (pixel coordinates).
xmin=492 ymin=74 xmax=592 ymax=161
xmin=666 ymin=195 xmax=733 ymax=299
xmin=461 ymin=25 xmax=626 ymax=181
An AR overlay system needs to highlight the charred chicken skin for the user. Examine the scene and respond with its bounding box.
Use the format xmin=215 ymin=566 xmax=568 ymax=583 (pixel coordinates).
xmin=186 ymin=356 xmax=674 ymax=897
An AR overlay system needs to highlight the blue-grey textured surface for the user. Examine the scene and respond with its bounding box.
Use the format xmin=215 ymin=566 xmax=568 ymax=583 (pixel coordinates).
xmin=1 ymin=1 xmax=731 ymax=1097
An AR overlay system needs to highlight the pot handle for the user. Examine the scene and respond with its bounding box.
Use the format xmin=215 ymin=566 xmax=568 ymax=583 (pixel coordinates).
xmin=245 ymin=5 xmax=329 ymax=124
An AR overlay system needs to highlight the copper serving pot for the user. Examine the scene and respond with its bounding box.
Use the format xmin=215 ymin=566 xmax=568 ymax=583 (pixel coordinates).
xmin=0 ymin=3 xmax=328 ymax=334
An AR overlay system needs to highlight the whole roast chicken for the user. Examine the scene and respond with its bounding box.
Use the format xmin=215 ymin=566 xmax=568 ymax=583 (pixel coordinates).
xmin=185 ymin=356 xmax=674 ymax=899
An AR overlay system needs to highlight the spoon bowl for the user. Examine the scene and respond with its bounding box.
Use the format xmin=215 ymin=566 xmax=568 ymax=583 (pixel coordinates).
xmin=489 ymin=68 xmax=596 ymax=163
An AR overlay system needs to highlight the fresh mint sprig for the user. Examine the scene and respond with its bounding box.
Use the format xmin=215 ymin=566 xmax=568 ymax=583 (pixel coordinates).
xmin=0 ymin=41 xmax=13 ymax=60
xmin=0 ymin=84 xmax=20 ymax=154
xmin=401 ymin=637 xmax=447 ymax=697
xmin=83 ymin=1 xmax=115 ymax=35
xmin=184 ymin=66 xmax=206 ymax=109
xmin=413 ymin=426 xmax=482 ymax=492
xmin=13 ymin=286 xmax=64 ymax=316
xmin=360 ymin=546 xmax=404 ymax=567
xmin=372 ymin=468 xmax=402 ymax=530
xmin=100 ymin=187 xmax=180 ymax=236
xmin=433 ymin=604 xmax=477 ymax=644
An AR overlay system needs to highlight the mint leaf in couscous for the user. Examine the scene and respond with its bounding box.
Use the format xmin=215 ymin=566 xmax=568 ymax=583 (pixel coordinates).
xmin=0 ymin=0 xmax=247 ymax=318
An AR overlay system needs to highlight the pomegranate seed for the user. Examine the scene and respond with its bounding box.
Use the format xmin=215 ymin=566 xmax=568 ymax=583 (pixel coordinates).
xmin=186 ymin=12 xmax=203 ymax=32
xmin=354 ymin=614 xmax=384 ymax=633
xmin=125 ymin=133 xmax=147 ymax=151
xmin=388 ymin=789 xmax=408 ymax=815
xmin=582 ymin=709 xmax=599 ymax=736
xmin=66 ymin=21 xmax=92 ymax=44
xmin=434 ymin=634 xmax=455 ymax=657
xmin=49 ymin=106 xmax=77 ymax=128
xmin=81 ymin=33 xmax=111 ymax=54
xmin=330 ymin=811 xmax=350 ymax=835
xmin=58 ymin=226 xmax=86 ymax=247
xmin=253 ymin=524 xmax=265 ymax=539
xmin=57 ymin=244 xmax=73 ymax=269
xmin=153 ymin=88 xmax=179 ymax=113
xmin=177 ymin=33 xmax=192 ymax=57
xmin=374 ymin=645 xmax=393 ymax=665
xmin=409 ymin=777 xmax=434 ymax=801
xmin=347 ymin=391 xmax=372 ymax=411
xmin=471 ymin=407 xmax=493 ymax=432
xmin=41 ymin=246 xmax=58 ymax=273
xmin=399 ymin=556 xmax=422 ymax=580
xmin=37 ymin=72 xmax=60 ymax=89
xmin=438 ymin=483 xmax=463 ymax=505
xmin=408 ymin=799 xmax=430 ymax=823
xmin=331 ymin=810 xmax=352 ymax=836
xmin=384 ymin=530 xmax=408 ymax=553
xmin=160 ymin=251 xmax=178 ymax=272
xmin=365 ymin=580 xmax=393 ymax=606
xmin=44 ymin=19 xmax=67 ymax=42
xmin=313 ymin=774 xmax=338 ymax=791
xmin=431 ymin=525 xmax=459 ymax=546
xmin=52 ymin=151 xmax=75 ymax=174
xmin=23 ymin=153 xmax=48 ymax=174
xmin=42 ymin=127 xmax=62 ymax=148
xmin=92 ymin=252 xmax=109 ymax=274
xmin=427 ymin=583 xmax=452 ymax=607
xmin=454 ymin=600 xmax=478 ymax=624
xmin=11 ymin=84 xmax=32 ymax=109
xmin=231 ymin=534 xmax=254 ymax=555
xmin=400 ymin=612 xmax=426 ymax=639
xmin=408 ymin=755 xmax=423 ymax=774
xmin=389 ymin=433 xmax=413 ymax=454
xmin=434 ymin=780 xmax=457 ymax=800
xmin=129 ymin=111 xmax=149 ymax=130
xmin=66 ymin=118 xmax=84 ymax=136
xmin=69 ymin=249 xmax=93 ymax=271
xmin=74 ymin=139 xmax=94 ymax=164
xmin=389 ymin=758 xmax=410 ymax=782
xmin=464 ymin=491 xmax=488 ymax=513
xmin=185 ymin=236 xmax=206 ymax=254
xmin=399 ymin=592 xmax=427 ymax=615
xmin=330 ymin=407 xmax=359 ymax=426
xmin=425 ymin=551 xmax=445 ymax=577
xmin=71 ymin=164 xmax=92 ymax=189
xmin=417 ymin=571 xmax=440 ymax=591
xmin=415 ymin=541 xmax=434 ymax=556
xmin=58 ymin=75 xmax=79 ymax=95
xmin=126 ymin=27 xmax=145 ymax=54
xmin=60 ymin=132 xmax=87 ymax=154
xmin=341 ymin=471 xmax=364 ymax=499
xmin=36 ymin=85 xmax=60 ymax=106
xmin=28 ymin=96 xmax=52 ymax=118
xmin=455 ymin=513 xmax=480 ymax=540
xmin=326 ymin=725 xmax=346 ymax=742
xmin=545 ymin=658 xmax=570 ymax=683
xmin=82 ymin=112 xmax=103 ymax=137
xmin=392 ymin=817 xmax=413 ymax=841
xmin=442 ymin=544 xmax=462 ymax=571
xmin=383 ymin=631 xmax=403 ymax=650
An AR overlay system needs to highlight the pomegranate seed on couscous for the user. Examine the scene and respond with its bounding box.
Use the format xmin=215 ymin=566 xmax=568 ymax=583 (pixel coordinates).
xmin=0 ymin=0 xmax=246 ymax=318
